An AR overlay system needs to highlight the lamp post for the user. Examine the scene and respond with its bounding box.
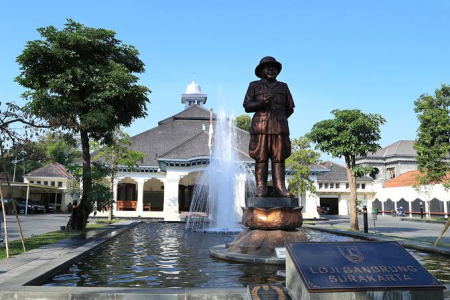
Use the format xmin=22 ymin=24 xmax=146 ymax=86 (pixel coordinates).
xmin=12 ymin=158 xmax=24 ymax=182
xmin=363 ymin=206 xmax=368 ymax=233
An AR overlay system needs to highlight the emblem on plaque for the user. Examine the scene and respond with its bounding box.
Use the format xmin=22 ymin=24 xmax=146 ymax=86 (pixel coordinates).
xmin=248 ymin=284 xmax=286 ymax=300
xmin=338 ymin=246 xmax=364 ymax=263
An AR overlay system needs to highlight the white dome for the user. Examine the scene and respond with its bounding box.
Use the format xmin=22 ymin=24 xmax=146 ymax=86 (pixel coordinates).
xmin=185 ymin=81 xmax=202 ymax=94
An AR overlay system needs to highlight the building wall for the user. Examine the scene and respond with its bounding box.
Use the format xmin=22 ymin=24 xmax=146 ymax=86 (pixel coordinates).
xmin=24 ymin=176 xmax=75 ymax=212
xmin=368 ymin=183 xmax=449 ymax=217
xmin=302 ymin=180 xmax=376 ymax=218
xmin=357 ymin=158 xmax=417 ymax=182
xmin=93 ymin=165 xmax=250 ymax=222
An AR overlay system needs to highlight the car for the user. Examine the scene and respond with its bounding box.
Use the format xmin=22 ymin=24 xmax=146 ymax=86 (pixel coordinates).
xmin=29 ymin=201 xmax=46 ymax=213
xmin=16 ymin=201 xmax=33 ymax=214
xmin=44 ymin=205 xmax=56 ymax=213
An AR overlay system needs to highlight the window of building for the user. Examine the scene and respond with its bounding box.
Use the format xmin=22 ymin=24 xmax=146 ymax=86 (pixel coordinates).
xmin=30 ymin=181 xmax=34 ymax=184
xmin=319 ymin=183 xmax=323 ymax=189
xmin=330 ymin=183 xmax=334 ymax=189
xmin=387 ymin=167 xmax=396 ymax=179
xmin=51 ymin=181 xmax=55 ymax=186
xmin=336 ymin=183 xmax=340 ymax=189
xmin=58 ymin=182 xmax=63 ymax=187
xmin=357 ymin=183 xmax=360 ymax=189
xmin=346 ymin=183 xmax=349 ymax=189
xmin=324 ymin=183 xmax=329 ymax=189
xmin=37 ymin=181 xmax=41 ymax=184
xmin=362 ymin=183 xmax=366 ymax=189
xmin=44 ymin=181 xmax=48 ymax=185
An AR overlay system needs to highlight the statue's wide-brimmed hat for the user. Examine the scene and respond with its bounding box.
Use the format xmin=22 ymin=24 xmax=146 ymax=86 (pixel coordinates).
xmin=255 ymin=56 xmax=282 ymax=78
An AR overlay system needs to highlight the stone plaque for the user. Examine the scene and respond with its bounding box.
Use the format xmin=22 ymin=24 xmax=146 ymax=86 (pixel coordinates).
xmin=286 ymin=241 xmax=444 ymax=293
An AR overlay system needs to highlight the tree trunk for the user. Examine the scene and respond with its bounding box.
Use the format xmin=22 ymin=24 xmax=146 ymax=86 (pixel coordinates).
xmin=345 ymin=156 xmax=359 ymax=231
xmin=0 ymin=188 xmax=9 ymax=258
xmin=66 ymin=128 xmax=92 ymax=231
xmin=434 ymin=217 xmax=450 ymax=246
xmin=0 ymin=143 xmax=26 ymax=253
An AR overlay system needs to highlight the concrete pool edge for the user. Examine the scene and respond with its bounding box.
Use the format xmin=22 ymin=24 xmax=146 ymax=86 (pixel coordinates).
xmin=210 ymin=244 xmax=285 ymax=264
xmin=305 ymin=225 xmax=450 ymax=256
xmin=0 ymin=286 xmax=247 ymax=300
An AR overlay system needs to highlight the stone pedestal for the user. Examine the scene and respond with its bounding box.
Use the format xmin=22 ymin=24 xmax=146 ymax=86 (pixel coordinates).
xmin=223 ymin=196 xmax=306 ymax=259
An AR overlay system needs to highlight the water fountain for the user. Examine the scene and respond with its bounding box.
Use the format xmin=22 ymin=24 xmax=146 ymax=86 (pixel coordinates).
xmin=185 ymin=108 xmax=254 ymax=233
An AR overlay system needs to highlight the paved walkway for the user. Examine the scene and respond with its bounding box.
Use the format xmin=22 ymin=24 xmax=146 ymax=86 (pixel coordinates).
xmin=313 ymin=215 xmax=450 ymax=245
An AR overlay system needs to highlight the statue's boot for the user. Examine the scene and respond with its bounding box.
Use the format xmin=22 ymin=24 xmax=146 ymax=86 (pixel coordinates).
xmin=272 ymin=162 xmax=294 ymax=198
xmin=255 ymin=162 xmax=268 ymax=197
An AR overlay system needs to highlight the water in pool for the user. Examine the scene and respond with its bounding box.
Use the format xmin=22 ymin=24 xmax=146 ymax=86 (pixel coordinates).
xmin=42 ymin=223 xmax=450 ymax=288
xmin=42 ymin=223 xmax=353 ymax=288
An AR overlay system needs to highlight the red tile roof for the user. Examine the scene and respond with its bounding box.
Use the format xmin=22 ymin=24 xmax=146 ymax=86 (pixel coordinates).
xmin=26 ymin=163 xmax=72 ymax=178
xmin=383 ymin=170 xmax=450 ymax=188
xmin=383 ymin=170 xmax=420 ymax=188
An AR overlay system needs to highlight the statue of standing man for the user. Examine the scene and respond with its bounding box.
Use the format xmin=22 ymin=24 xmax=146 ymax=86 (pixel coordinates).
xmin=243 ymin=56 xmax=295 ymax=198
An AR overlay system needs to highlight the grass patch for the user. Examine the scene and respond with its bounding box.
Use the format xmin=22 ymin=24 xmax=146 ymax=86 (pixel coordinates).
xmin=94 ymin=218 xmax=123 ymax=225
xmin=0 ymin=223 xmax=107 ymax=260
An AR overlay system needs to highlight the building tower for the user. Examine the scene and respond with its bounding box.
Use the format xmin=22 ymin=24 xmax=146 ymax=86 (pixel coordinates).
xmin=181 ymin=81 xmax=207 ymax=109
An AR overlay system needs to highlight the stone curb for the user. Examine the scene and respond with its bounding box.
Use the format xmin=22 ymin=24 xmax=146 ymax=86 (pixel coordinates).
xmin=0 ymin=286 xmax=247 ymax=300
xmin=209 ymin=244 xmax=285 ymax=264
xmin=400 ymin=218 xmax=447 ymax=224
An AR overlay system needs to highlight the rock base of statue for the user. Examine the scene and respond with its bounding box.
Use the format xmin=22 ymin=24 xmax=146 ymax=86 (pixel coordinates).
xmin=211 ymin=197 xmax=307 ymax=261
xmin=227 ymin=228 xmax=307 ymax=256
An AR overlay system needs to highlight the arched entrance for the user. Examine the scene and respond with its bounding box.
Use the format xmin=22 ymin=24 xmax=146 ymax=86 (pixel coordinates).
xmin=117 ymin=178 xmax=137 ymax=211
xmin=143 ymin=178 xmax=164 ymax=211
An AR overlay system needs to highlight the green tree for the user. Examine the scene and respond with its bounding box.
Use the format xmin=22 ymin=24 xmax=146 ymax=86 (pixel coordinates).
xmin=413 ymin=84 xmax=450 ymax=246
xmin=93 ymin=129 xmax=144 ymax=221
xmin=235 ymin=114 xmax=251 ymax=132
xmin=307 ymin=109 xmax=385 ymax=231
xmin=3 ymin=133 xmax=79 ymax=182
xmin=42 ymin=133 xmax=80 ymax=165
xmin=16 ymin=20 xmax=150 ymax=230
xmin=286 ymin=136 xmax=321 ymax=196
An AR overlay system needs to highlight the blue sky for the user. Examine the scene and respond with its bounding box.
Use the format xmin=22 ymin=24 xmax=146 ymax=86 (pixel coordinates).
xmin=1 ymin=1 xmax=450 ymax=161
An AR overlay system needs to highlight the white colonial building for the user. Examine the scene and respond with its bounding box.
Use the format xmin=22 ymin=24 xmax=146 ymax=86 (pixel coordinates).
xmin=356 ymin=141 xmax=449 ymax=217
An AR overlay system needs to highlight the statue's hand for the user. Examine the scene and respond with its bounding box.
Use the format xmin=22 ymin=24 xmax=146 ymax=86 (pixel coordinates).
xmin=262 ymin=95 xmax=272 ymax=107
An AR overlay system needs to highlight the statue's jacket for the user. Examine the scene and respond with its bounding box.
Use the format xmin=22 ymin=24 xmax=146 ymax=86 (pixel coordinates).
xmin=243 ymin=79 xmax=295 ymax=135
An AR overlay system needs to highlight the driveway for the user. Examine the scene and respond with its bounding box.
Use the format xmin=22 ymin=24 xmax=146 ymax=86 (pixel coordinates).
xmin=0 ymin=213 xmax=72 ymax=242
xmin=315 ymin=215 xmax=450 ymax=245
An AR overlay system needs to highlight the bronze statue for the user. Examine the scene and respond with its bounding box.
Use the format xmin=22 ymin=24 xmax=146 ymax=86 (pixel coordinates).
xmin=243 ymin=56 xmax=294 ymax=198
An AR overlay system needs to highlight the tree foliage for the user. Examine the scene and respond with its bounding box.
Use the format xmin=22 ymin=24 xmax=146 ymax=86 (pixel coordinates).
xmin=235 ymin=114 xmax=251 ymax=132
xmin=286 ymin=136 xmax=320 ymax=196
xmin=1 ymin=133 xmax=79 ymax=182
xmin=93 ymin=129 xmax=144 ymax=220
xmin=16 ymin=20 xmax=150 ymax=230
xmin=413 ymin=84 xmax=450 ymax=246
xmin=307 ymin=109 xmax=385 ymax=231
xmin=414 ymin=84 xmax=450 ymax=186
